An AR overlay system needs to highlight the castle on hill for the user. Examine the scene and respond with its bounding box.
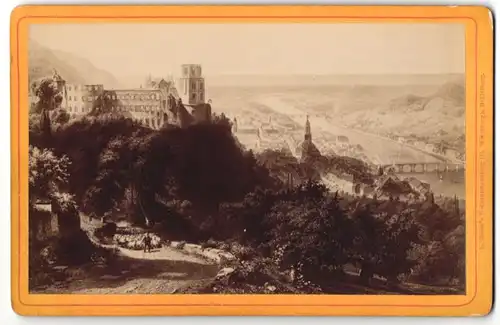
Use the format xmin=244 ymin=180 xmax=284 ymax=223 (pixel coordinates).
xmin=30 ymin=64 xmax=212 ymax=129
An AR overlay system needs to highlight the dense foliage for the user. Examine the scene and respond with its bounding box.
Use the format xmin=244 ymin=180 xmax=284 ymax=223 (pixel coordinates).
xmin=28 ymin=100 xmax=465 ymax=292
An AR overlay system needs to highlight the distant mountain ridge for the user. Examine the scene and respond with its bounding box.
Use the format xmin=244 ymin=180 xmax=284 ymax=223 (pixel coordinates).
xmin=388 ymin=80 xmax=465 ymax=114
xmin=340 ymin=79 xmax=465 ymax=151
xmin=205 ymin=73 xmax=464 ymax=87
xmin=29 ymin=39 xmax=122 ymax=88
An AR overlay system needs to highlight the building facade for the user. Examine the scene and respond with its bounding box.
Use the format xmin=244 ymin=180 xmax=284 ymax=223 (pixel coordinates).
xmin=110 ymin=88 xmax=165 ymax=129
xmin=64 ymin=83 xmax=104 ymax=118
xmin=30 ymin=64 xmax=211 ymax=129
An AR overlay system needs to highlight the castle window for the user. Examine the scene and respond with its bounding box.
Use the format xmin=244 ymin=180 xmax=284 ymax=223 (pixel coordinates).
xmin=200 ymin=93 xmax=204 ymax=101
xmin=68 ymin=86 xmax=72 ymax=91
xmin=74 ymin=85 xmax=78 ymax=91
xmin=191 ymin=93 xmax=196 ymax=100
xmin=191 ymin=82 xmax=196 ymax=90
xmin=68 ymin=106 xmax=72 ymax=112
xmin=184 ymin=67 xmax=188 ymax=76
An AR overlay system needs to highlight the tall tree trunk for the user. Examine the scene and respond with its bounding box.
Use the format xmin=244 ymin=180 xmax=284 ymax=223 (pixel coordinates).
xmin=40 ymin=108 xmax=52 ymax=148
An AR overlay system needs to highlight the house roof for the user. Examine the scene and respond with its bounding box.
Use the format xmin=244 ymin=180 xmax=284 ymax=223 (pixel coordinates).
xmin=405 ymin=177 xmax=422 ymax=188
xmin=376 ymin=174 xmax=413 ymax=195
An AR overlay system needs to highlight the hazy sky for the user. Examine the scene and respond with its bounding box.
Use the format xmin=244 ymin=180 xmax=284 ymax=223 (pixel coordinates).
xmin=30 ymin=23 xmax=465 ymax=78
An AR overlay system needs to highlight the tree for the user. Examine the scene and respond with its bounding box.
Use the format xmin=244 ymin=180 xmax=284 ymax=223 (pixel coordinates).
xmin=376 ymin=209 xmax=423 ymax=284
xmin=52 ymin=115 xmax=149 ymax=204
xmin=350 ymin=203 xmax=387 ymax=284
xmin=32 ymin=79 xmax=62 ymax=114
xmin=29 ymin=146 xmax=71 ymax=205
xmin=265 ymin=189 xmax=354 ymax=285
xmin=29 ymin=146 xmax=79 ymax=237
xmin=51 ymin=109 xmax=70 ymax=126
xmin=82 ymin=134 xmax=142 ymax=218
xmin=411 ymin=225 xmax=465 ymax=287
xmin=211 ymin=112 xmax=233 ymax=131
xmin=33 ymin=78 xmax=63 ymax=147
xmin=169 ymin=123 xmax=260 ymax=213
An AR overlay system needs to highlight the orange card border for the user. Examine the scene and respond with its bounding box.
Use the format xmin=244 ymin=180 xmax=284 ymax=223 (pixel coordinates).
xmin=10 ymin=5 xmax=494 ymax=316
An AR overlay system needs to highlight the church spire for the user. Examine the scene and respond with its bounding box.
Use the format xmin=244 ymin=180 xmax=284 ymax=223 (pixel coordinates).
xmin=304 ymin=115 xmax=311 ymax=141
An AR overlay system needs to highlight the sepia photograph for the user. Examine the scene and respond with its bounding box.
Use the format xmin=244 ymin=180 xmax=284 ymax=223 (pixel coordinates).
xmin=27 ymin=22 xmax=466 ymax=296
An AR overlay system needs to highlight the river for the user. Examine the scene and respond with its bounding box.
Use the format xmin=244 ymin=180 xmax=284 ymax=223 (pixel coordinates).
xmin=210 ymin=89 xmax=464 ymax=199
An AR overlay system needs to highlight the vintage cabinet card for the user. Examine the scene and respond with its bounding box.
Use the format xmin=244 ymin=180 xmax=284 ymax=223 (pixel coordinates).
xmin=10 ymin=5 xmax=493 ymax=316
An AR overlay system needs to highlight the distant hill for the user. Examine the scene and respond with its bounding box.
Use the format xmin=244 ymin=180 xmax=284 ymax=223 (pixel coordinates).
xmin=206 ymin=73 xmax=464 ymax=88
xmin=29 ymin=39 xmax=121 ymax=88
xmin=340 ymin=78 xmax=465 ymax=151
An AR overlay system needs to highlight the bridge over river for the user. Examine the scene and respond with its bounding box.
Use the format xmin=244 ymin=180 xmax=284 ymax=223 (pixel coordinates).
xmin=381 ymin=162 xmax=465 ymax=174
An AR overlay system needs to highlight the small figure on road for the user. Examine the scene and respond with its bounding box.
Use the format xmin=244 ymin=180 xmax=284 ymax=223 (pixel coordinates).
xmin=143 ymin=233 xmax=152 ymax=253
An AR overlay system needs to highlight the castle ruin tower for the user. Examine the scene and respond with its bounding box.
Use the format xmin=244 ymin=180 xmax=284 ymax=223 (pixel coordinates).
xmin=304 ymin=115 xmax=312 ymax=141
xmin=178 ymin=64 xmax=205 ymax=105
xmin=52 ymin=69 xmax=66 ymax=109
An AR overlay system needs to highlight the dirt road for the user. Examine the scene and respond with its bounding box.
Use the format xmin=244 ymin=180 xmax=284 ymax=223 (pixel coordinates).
xmin=31 ymin=245 xmax=219 ymax=294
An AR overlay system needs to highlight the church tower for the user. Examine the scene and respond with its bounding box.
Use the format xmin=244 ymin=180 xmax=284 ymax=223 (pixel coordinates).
xmin=304 ymin=115 xmax=312 ymax=141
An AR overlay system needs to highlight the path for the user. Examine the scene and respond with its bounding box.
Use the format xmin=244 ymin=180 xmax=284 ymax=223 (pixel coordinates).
xmin=31 ymin=219 xmax=220 ymax=294
xmin=31 ymin=244 xmax=219 ymax=294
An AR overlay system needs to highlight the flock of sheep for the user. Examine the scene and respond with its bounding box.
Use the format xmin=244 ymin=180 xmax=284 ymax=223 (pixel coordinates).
xmin=113 ymin=232 xmax=162 ymax=251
